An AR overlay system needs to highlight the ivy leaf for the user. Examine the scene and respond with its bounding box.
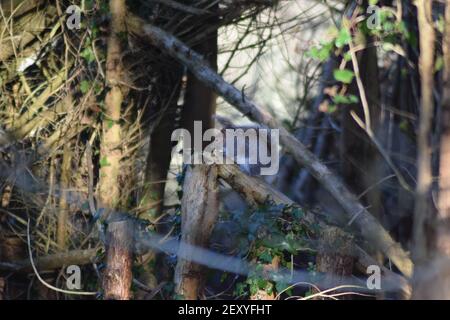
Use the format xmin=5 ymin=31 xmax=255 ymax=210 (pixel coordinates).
xmin=234 ymin=283 xmax=247 ymax=296
xmin=333 ymin=69 xmax=355 ymax=84
xmin=307 ymin=42 xmax=333 ymax=62
xmin=259 ymin=250 xmax=273 ymax=264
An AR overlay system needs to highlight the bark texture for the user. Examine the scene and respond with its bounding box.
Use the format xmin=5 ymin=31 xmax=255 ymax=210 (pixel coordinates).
xmin=174 ymin=165 xmax=219 ymax=299
xmin=102 ymin=219 xmax=134 ymax=300
xmin=316 ymin=227 xmax=355 ymax=293
xmin=413 ymin=0 xmax=436 ymax=265
xmin=173 ymin=24 xmax=219 ymax=299
xmin=99 ymin=0 xmax=134 ymax=300
xmin=414 ymin=0 xmax=450 ymax=299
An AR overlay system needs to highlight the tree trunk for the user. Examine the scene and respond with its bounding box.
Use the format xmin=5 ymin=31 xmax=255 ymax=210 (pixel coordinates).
xmin=174 ymin=165 xmax=219 ymax=299
xmin=414 ymin=0 xmax=450 ymax=299
xmin=412 ymin=0 xmax=436 ymax=264
xmin=174 ymin=25 xmax=219 ymax=299
xmin=341 ymin=31 xmax=382 ymax=225
xmin=316 ymin=226 xmax=355 ymax=298
xmin=102 ymin=219 xmax=135 ymax=300
xmin=99 ymin=0 xmax=133 ymax=300
xmin=412 ymin=0 xmax=436 ymax=299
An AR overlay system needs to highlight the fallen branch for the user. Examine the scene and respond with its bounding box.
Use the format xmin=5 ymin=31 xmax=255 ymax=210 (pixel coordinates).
xmin=0 ymin=248 xmax=99 ymax=272
xmin=130 ymin=21 xmax=413 ymax=277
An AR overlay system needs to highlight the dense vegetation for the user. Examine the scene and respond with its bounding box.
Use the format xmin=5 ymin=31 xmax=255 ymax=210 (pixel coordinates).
xmin=0 ymin=0 xmax=449 ymax=300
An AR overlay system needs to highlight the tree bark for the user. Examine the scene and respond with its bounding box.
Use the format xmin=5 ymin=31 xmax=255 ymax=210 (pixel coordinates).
xmin=0 ymin=248 xmax=98 ymax=272
xmin=437 ymin=0 xmax=450 ymax=263
xmin=412 ymin=0 xmax=436 ymax=265
xmin=57 ymin=142 xmax=72 ymax=249
xmin=411 ymin=0 xmax=436 ymax=299
xmin=99 ymin=0 xmax=133 ymax=300
xmin=102 ymin=219 xmax=134 ymax=300
xmin=341 ymin=30 xmax=382 ymax=229
xmin=174 ymin=165 xmax=219 ymax=299
xmin=414 ymin=0 xmax=450 ymax=299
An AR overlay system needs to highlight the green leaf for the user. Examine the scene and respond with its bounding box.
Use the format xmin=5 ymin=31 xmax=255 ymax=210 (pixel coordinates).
xmin=99 ymin=156 xmax=110 ymax=168
xmin=259 ymin=250 xmax=273 ymax=264
xmin=333 ymin=94 xmax=359 ymax=104
xmin=94 ymin=82 xmax=103 ymax=95
xmin=437 ymin=16 xmax=445 ymax=34
xmin=327 ymin=104 xmax=337 ymax=114
xmin=107 ymin=119 xmax=114 ymax=129
xmin=307 ymin=47 xmax=320 ymax=59
xmin=80 ymin=47 xmax=95 ymax=63
xmin=333 ymin=69 xmax=354 ymax=84
xmin=382 ymin=21 xmax=395 ymax=32
xmin=343 ymin=52 xmax=352 ymax=62
xmin=435 ymin=55 xmax=444 ymax=72
xmin=235 ymin=283 xmax=247 ymax=296
xmin=80 ymin=80 xmax=90 ymax=94
xmin=335 ymin=28 xmax=351 ymax=48
xmin=307 ymin=43 xmax=332 ymax=62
